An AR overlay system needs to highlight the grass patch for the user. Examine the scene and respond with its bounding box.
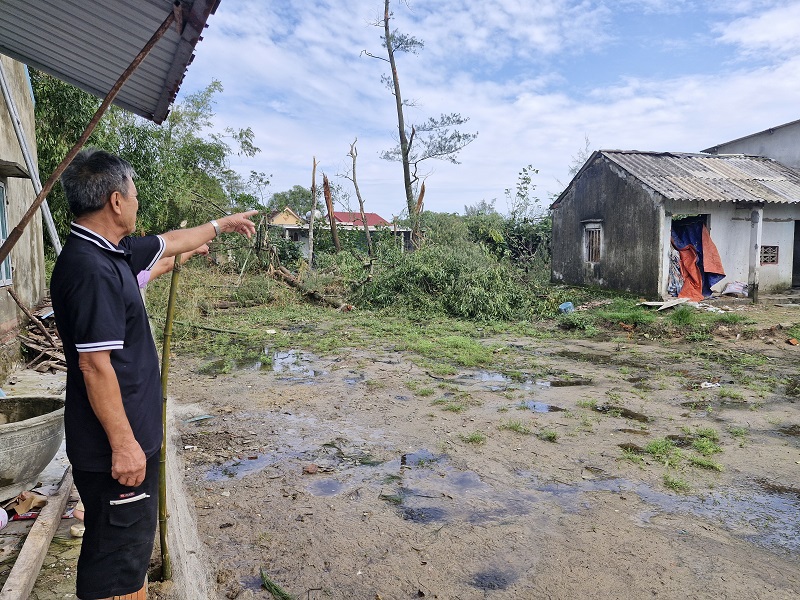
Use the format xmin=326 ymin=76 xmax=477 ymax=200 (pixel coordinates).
xmin=621 ymin=449 xmax=645 ymax=466
xmin=499 ymin=420 xmax=533 ymax=435
xmin=537 ymin=429 xmax=558 ymax=443
xmin=728 ymin=426 xmax=748 ymax=440
xmin=645 ymin=438 xmax=682 ymax=467
xmin=694 ymin=427 xmax=720 ymax=441
xmin=719 ymin=387 xmax=744 ymax=400
xmin=687 ymin=455 xmax=723 ymax=471
xmin=576 ymin=398 xmax=597 ymax=409
xmin=459 ymin=431 xmax=487 ymax=444
xmin=692 ymin=437 xmax=722 ymax=456
xmin=416 ymin=387 xmax=435 ymax=397
xmin=663 ymin=474 xmax=690 ymax=492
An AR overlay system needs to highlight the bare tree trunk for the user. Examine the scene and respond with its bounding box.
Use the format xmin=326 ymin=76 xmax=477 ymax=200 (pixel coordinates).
xmin=348 ymin=139 xmax=374 ymax=257
xmin=322 ymin=174 xmax=340 ymax=253
xmin=308 ymin=157 xmax=318 ymax=266
xmin=412 ymin=181 xmax=426 ymax=247
xmin=383 ymin=0 xmax=414 ymax=222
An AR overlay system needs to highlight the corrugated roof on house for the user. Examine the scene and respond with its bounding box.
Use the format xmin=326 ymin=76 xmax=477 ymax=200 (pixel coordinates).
xmin=554 ymin=150 xmax=800 ymax=207
xmin=332 ymin=212 xmax=390 ymax=227
xmin=0 ymin=0 xmax=219 ymax=124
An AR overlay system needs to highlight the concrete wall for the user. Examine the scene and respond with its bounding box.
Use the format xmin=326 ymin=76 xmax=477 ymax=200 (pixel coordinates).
xmin=705 ymin=121 xmax=800 ymax=171
xmin=551 ymin=156 xmax=663 ymax=297
xmin=0 ymin=56 xmax=47 ymax=381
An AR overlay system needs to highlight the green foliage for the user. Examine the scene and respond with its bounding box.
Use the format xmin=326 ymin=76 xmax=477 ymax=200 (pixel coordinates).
xmin=230 ymin=277 xmax=278 ymax=306
xmin=32 ymin=74 xmax=262 ymax=248
xmin=268 ymin=185 xmax=317 ymax=217
xmin=669 ymin=306 xmax=696 ymax=327
xmin=557 ymin=312 xmax=598 ymax=333
xmin=352 ymin=243 xmax=531 ymax=322
xmin=595 ymin=298 xmax=656 ymax=326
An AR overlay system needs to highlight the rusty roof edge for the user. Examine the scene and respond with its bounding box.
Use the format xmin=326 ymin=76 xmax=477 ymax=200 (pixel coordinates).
xmin=152 ymin=0 xmax=219 ymax=124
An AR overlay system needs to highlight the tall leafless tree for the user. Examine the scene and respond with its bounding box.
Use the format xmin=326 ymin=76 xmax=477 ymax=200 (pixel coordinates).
xmin=364 ymin=0 xmax=477 ymax=238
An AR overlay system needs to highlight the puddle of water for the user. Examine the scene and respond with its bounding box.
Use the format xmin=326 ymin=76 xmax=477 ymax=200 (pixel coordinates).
xmin=344 ymin=372 xmax=365 ymax=385
xmin=307 ymin=478 xmax=344 ymax=497
xmin=207 ymin=454 xmax=276 ymax=481
xmin=519 ymin=400 xmax=566 ymax=413
xmin=476 ymin=371 xmax=511 ymax=383
xmin=272 ymin=350 xmax=328 ymax=381
xmin=400 ymin=449 xmax=442 ymax=467
xmin=593 ymin=404 xmax=652 ymax=423
xmin=538 ymin=478 xmax=800 ymax=553
xmin=401 ymin=506 xmax=447 ymax=523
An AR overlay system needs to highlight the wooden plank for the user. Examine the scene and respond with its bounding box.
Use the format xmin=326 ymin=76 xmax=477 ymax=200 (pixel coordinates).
xmin=656 ymin=298 xmax=689 ymax=311
xmin=0 ymin=467 xmax=73 ymax=600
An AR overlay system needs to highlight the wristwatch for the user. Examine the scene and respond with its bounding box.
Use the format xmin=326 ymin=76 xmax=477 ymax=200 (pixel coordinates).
xmin=210 ymin=219 xmax=221 ymax=237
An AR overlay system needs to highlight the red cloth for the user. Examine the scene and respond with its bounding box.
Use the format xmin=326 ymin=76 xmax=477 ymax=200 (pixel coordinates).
xmin=701 ymin=224 xmax=725 ymax=277
xmin=677 ymin=244 xmax=704 ymax=301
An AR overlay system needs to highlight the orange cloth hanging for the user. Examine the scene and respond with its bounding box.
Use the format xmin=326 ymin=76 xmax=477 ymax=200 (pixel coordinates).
xmin=677 ymin=244 xmax=704 ymax=301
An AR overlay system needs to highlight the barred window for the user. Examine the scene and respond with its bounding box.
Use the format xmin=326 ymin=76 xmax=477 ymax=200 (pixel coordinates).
xmin=760 ymin=245 xmax=778 ymax=265
xmin=584 ymin=223 xmax=602 ymax=263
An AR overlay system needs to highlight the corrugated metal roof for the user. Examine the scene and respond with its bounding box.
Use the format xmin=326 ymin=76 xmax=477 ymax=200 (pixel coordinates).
xmin=0 ymin=0 xmax=219 ymax=123
xmin=601 ymin=151 xmax=800 ymax=204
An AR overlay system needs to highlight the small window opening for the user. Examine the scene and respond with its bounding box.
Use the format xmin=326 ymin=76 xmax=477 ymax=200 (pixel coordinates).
xmin=584 ymin=223 xmax=602 ymax=263
xmin=760 ymin=245 xmax=778 ymax=265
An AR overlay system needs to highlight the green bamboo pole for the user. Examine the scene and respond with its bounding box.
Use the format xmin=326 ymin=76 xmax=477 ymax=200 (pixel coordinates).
xmin=158 ymin=253 xmax=182 ymax=581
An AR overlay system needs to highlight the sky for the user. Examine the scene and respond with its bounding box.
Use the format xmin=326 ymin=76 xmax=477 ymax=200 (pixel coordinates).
xmin=176 ymin=0 xmax=800 ymax=219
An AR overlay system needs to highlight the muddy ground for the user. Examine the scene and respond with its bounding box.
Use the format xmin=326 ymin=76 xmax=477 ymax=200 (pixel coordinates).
xmin=148 ymin=304 xmax=800 ymax=600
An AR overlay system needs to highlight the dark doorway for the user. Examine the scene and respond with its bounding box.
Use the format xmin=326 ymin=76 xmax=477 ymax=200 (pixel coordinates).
xmin=793 ymin=221 xmax=800 ymax=287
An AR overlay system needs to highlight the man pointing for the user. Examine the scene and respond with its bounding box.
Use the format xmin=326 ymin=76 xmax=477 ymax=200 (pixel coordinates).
xmin=51 ymin=148 xmax=256 ymax=599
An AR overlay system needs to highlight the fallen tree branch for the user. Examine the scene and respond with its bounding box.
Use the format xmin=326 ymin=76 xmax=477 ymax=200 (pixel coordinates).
xmin=274 ymin=266 xmax=348 ymax=310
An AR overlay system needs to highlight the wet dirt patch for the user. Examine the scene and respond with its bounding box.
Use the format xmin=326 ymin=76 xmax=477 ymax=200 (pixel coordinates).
xmin=519 ymin=400 xmax=566 ymax=413
xmin=160 ymin=323 xmax=800 ymax=599
xmin=778 ymin=424 xmax=800 ymax=437
xmin=593 ymin=404 xmax=652 ymax=422
xmin=470 ymin=569 xmax=516 ymax=590
xmin=272 ymin=350 xmax=328 ymax=382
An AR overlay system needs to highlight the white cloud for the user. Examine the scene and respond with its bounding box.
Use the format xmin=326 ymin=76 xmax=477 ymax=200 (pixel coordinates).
xmin=176 ymin=0 xmax=800 ymax=218
xmin=714 ymin=1 xmax=800 ymax=56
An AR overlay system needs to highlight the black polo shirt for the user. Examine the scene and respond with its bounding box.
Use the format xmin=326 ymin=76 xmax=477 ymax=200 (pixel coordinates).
xmin=51 ymin=223 xmax=165 ymax=472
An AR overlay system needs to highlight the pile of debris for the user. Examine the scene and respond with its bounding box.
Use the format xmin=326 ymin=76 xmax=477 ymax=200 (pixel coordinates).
xmin=9 ymin=290 xmax=65 ymax=373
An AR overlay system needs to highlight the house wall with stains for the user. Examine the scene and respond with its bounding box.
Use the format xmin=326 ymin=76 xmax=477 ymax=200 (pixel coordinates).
xmin=551 ymin=155 xmax=663 ymax=297
xmin=0 ymin=56 xmax=47 ymax=380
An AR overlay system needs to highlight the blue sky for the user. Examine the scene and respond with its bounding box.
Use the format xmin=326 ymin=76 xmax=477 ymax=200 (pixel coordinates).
xmin=177 ymin=0 xmax=800 ymax=219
